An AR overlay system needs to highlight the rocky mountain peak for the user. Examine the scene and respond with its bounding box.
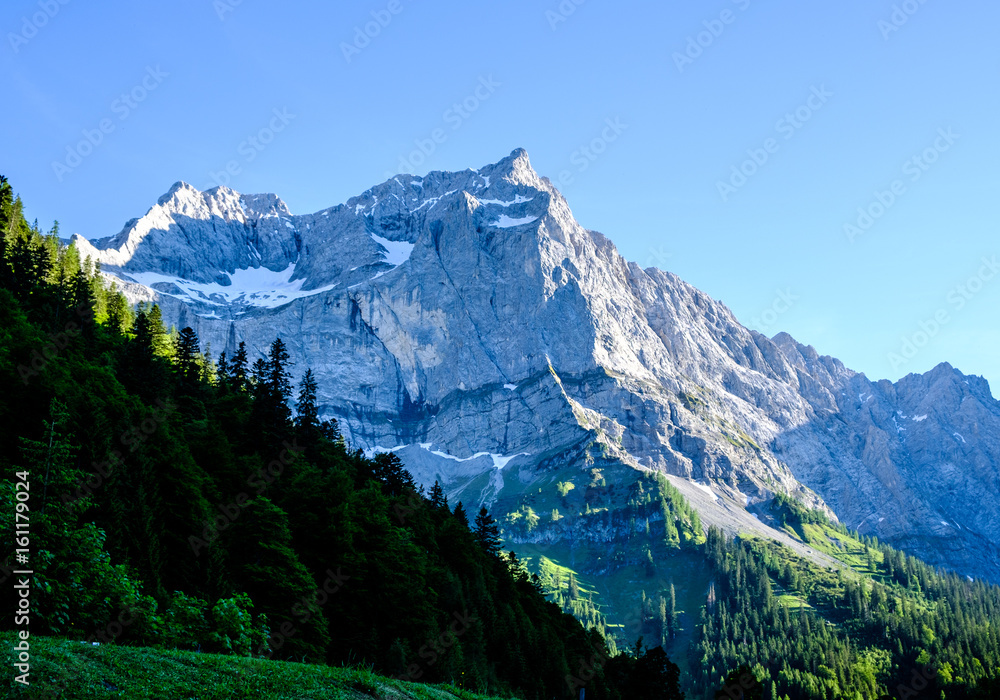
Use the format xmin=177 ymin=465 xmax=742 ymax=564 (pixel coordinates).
xmin=80 ymin=150 xmax=1000 ymax=582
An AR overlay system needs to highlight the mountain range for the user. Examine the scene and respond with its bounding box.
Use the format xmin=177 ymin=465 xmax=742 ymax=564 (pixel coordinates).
xmin=72 ymin=148 xmax=1000 ymax=585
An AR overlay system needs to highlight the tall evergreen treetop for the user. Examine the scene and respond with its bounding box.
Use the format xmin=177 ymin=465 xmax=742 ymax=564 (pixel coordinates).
xmin=474 ymin=507 xmax=503 ymax=557
xmin=174 ymin=327 xmax=202 ymax=385
xmin=453 ymin=501 xmax=469 ymax=529
xmin=429 ymin=481 xmax=447 ymax=509
xmin=267 ymin=338 xmax=293 ymax=404
xmin=295 ymin=368 xmax=321 ymax=445
xmin=229 ymin=341 xmax=249 ymax=392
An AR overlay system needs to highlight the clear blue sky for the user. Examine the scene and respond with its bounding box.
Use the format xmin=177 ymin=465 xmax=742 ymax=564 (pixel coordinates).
xmin=3 ymin=0 xmax=998 ymax=393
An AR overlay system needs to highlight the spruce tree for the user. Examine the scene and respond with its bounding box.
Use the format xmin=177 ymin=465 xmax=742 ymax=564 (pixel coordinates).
xmin=474 ymin=507 xmax=503 ymax=556
xmin=453 ymin=501 xmax=469 ymax=529
xmin=429 ymin=480 xmax=446 ymax=509
xmin=174 ymin=326 xmax=202 ymax=385
xmin=229 ymin=341 xmax=249 ymax=392
xmin=143 ymin=304 xmax=172 ymax=359
xmin=250 ymin=339 xmax=294 ymax=441
xmin=250 ymin=358 xmax=268 ymax=389
xmin=104 ymin=284 xmax=133 ymax=335
xmin=216 ymin=351 xmax=229 ymax=383
xmin=72 ymin=268 xmax=96 ymax=327
xmin=0 ymin=175 xmax=12 ymax=231
xmin=295 ymin=368 xmax=321 ymax=446
xmin=267 ymin=338 xmax=293 ymax=419
xmin=124 ymin=305 xmax=172 ymax=399
xmin=371 ymin=452 xmax=416 ymax=497
xmin=669 ymin=583 xmax=678 ymax=637
xmin=320 ymin=418 xmax=343 ymax=445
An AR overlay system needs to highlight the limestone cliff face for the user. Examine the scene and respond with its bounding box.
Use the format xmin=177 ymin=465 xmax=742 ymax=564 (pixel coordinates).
xmin=76 ymin=149 xmax=1000 ymax=581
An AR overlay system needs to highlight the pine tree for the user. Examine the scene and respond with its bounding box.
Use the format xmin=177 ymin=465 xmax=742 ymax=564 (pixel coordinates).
xmin=229 ymin=341 xmax=249 ymax=392
xmin=144 ymin=304 xmax=172 ymax=358
xmin=320 ymin=418 xmax=343 ymax=445
xmin=669 ymin=583 xmax=678 ymax=637
xmin=429 ymin=480 xmax=447 ymax=509
xmin=371 ymin=452 xmax=416 ymax=497
xmin=0 ymin=175 xmax=12 ymax=234
xmin=295 ymin=368 xmax=321 ymax=446
xmin=453 ymin=501 xmax=469 ymax=529
xmin=0 ymin=177 xmax=11 ymax=287
xmin=216 ymin=351 xmax=229 ymax=384
xmin=267 ymin=338 xmax=293 ymax=417
xmin=691 ymin=509 xmax=702 ymax=538
xmin=659 ymin=595 xmax=669 ymax=646
xmin=474 ymin=507 xmax=503 ymax=556
xmin=250 ymin=358 xmax=268 ymax=389
xmin=104 ymin=283 xmax=133 ymax=335
xmin=252 ymin=338 xmax=294 ymax=438
xmin=568 ymin=572 xmax=580 ymax=600
xmin=174 ymin=327 xmax=202 ymax=385
xmin=72 ymin=268 xmax=96 ymax=328
xmin=124 ymin=305 xmax=171 ymax=399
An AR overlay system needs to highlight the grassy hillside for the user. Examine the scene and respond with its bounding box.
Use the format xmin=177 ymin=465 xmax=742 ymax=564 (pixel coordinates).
xmin=516 ymin=541 xmax=710 ymax=687
xmin=0 ymin=633 xmax=513 ymax=700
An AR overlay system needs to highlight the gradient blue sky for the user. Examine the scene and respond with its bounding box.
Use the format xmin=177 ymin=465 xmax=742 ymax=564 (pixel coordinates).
xmin=3 ymin=0 xmax=998 ymax=393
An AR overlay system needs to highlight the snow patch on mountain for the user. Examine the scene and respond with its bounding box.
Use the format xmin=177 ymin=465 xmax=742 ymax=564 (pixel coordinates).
xmin=492 ymin=214 xmax=539 ymax=228
xmin=124 ymin=263 xmax=337 ymax=310
xmin=477 ymin=195 xmax=534 ymax=207
xmin=370 ymin=232 xmax=415 ymax=267
xmin=692 ymin=482 xmax=719 ymax=502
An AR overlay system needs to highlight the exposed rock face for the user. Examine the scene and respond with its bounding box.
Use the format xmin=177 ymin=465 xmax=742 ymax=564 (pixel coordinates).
xmin=75 ymin=149 xmax=1000 ymax=581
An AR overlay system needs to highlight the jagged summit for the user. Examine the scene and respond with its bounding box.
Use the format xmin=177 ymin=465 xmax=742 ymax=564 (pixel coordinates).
xmin=157 ymin=180 xmax=197 ymax=204
xmin=86 ymin=150 xmax=1000 ymax=582
xmin=71 ymin=150 xmax=568 ymax=317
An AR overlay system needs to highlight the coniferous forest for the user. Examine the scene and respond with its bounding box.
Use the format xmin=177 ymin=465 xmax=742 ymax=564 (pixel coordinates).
xmin=0 ymin=176 xmax=685 ymax=698
xmin=4 ymin=174 xmax=1000 ymax=699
